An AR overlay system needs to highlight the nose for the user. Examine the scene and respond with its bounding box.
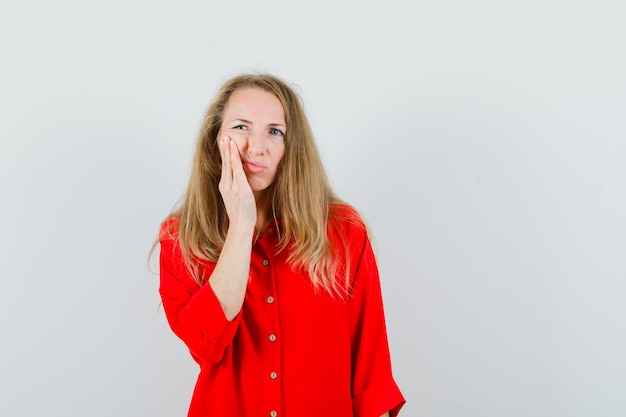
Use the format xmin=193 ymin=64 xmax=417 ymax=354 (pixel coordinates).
xmin=246 ymin=129 xmax=266 ymax=156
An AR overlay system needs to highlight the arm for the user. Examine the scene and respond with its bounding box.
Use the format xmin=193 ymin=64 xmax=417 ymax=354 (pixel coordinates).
xmin=158 ymin=137 xmax=257 ymax=363
xmin=348 ymin=224 xmax=405 ymax=417
xmin=159 ymin=233 xmax=242 ymax=365
xmin=210 ymin=136 xmax=257 ymax=320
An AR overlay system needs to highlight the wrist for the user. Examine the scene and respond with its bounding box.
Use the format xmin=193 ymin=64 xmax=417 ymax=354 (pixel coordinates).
xmin=227 ymin=222 xmax=255 ymax=238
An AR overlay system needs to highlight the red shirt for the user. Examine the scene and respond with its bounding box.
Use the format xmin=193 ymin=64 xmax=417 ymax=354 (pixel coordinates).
xmin=159 ymin=206 xmax=405 ymax=417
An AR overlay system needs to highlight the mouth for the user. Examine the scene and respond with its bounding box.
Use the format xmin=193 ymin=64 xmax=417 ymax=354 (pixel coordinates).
xmin=244 ymin=160 xmax=266 ymax=173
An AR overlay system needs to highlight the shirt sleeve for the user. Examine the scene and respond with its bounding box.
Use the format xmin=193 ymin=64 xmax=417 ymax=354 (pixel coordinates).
xmin=158 ymin=221 xmax=241 ymax=365
xmin=348 ymin=225 xmax=406 ymax=417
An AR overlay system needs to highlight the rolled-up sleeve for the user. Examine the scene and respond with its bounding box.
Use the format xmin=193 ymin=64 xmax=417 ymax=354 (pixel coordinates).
xmin=159 ymin=221 xmax=241 ymax=365
xmin=349 ymin=228 xmax=405 ymax=417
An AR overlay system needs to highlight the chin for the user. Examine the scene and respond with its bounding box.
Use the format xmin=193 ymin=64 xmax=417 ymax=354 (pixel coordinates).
xmin=250 ymin=183 xmax=272 ymax=193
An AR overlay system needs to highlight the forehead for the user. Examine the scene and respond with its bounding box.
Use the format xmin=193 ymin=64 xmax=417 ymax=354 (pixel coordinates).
xmin=223 ymin=87 xmax=285 ymax=123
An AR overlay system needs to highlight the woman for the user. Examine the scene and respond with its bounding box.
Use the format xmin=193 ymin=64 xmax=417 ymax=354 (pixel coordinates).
xmin=158 ymin=74 xmax=405 ymax=417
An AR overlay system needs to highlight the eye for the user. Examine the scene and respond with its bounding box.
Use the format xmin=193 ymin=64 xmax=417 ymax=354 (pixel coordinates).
xmin=269 ymin=128 xmax=284 ymax=137
xmin=233 ymin=124 xmax=247 ymax=130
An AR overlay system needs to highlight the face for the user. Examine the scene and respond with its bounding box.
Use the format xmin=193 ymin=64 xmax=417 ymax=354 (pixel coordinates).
xmin=219 ymin=87 xmax=287 ymax=198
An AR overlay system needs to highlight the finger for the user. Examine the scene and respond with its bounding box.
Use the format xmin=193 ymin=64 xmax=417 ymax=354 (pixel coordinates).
xmin=219 ymin=136 xmax=233 ymax=188
xmin=229 ymin=140 xmax=247 ymax=183
xmin=221 ymin=136 xmax=232 ymax=169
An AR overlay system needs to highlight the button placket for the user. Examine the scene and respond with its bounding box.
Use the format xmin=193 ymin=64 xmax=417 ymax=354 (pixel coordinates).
xmin=260 ymin=244 xmax=281 ymax=417
xmin=252 ymin=225 xmax=282 ymax=417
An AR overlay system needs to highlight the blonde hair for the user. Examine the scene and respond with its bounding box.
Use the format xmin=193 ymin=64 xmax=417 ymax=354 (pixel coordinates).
xmin=162 ymin=73 xmax=360 ymax=297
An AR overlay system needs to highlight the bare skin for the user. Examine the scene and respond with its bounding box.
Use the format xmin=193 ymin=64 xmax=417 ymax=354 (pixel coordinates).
xmin=208 ymin=88 xmax=286 ymax=321
xmin=208 ymin=136 xmax=258 ymax=321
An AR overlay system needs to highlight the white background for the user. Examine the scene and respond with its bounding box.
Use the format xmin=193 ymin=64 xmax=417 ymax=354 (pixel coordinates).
xmin=1 ymin=1 xmax=625 ymax=416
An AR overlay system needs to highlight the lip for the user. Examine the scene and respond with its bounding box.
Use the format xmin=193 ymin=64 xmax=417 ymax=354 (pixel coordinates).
xmin=244 ymin=160 xmax=266 ymax=173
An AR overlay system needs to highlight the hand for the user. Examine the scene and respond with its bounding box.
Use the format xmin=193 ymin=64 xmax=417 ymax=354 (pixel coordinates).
xmin=218 ymin=136 xmax=256 ymax=233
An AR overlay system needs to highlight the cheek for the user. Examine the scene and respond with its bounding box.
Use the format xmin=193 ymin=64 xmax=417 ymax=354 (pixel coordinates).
xmin=228 ymin=133 xmax=247 ymax=152
xmin=273 ymin=143 xmax=286 ymax=167
xmin=274 ymin=139 xmax=286 ymax=156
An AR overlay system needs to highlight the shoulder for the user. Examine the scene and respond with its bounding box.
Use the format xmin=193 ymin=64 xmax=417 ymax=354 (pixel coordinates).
xmin=159 ymin=215 xmax=180 ymax=242
xmin=328 ymin=202 xmax=369 ymax=246
xmin=329 ymin=202 xmax=366 ymax=230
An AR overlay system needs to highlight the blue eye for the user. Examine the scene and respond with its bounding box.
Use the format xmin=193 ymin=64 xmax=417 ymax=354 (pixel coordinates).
xmin=270 ymin=128 xmax=284 ymax=136
xmin=233 ymin=125 xmax=246 ymax=130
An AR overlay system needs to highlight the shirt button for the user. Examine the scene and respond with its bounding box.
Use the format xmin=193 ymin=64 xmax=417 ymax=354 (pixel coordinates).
xmin=262 ymin=259 xmax=269 ymax=266
xmin=270 ymin=371 xmax=278 ymax=379
xmin=269 ymin=334 xmax=277 ymax=342
xmin=267 ymin=227 xmax=273 ymax=233
xmin=266 ymin=296 xmax=275 ymax=304
xmin=270 ymin=411 xmax=278 ymax=417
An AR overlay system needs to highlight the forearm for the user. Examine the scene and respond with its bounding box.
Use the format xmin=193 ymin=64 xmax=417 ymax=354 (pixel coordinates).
xmin=209 ymin=225 xmax=253 ymax=320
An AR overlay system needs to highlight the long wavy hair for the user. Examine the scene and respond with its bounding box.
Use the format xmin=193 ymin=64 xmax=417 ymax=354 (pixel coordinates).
xmin=162 ymin=74 xmax=359 ymax=297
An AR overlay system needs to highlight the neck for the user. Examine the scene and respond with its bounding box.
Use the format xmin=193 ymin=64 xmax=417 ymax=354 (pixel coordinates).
xmin=254 ymin=190 xmax=272 ymax=236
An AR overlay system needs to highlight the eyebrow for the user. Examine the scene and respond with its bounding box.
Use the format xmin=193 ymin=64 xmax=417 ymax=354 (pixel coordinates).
xmin=232 ymin=119 xmax=286 ymax=129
